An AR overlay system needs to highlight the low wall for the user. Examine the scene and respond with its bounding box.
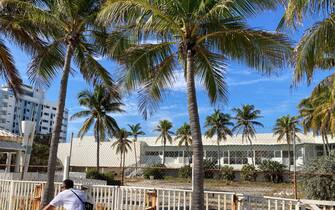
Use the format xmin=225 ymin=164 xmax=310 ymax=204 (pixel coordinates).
xmin=0 ymin=172 xmax=106 ymax=185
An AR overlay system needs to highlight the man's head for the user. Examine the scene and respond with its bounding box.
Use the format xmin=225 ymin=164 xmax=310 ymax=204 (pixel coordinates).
xmin=62 ymin=179 xmax=74 ymax=190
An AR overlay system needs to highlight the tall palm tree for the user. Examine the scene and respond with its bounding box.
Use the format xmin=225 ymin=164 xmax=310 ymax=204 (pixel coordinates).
xmin=70 ymin=85 xmax=124 ymax=172
xmin=154 ymin=120 xmax=174 ymax=165
xmin=298 ymin=77 xmax=335 ymax=155
xmin=232 ymin=105 xmax=263 ymax=165
xmin=175 ymin=123 xmax=192 ymax=166
xmin=205 ymin=110 xmax=233 ymax=168
xmin=112 ymin=128 xmax=132 ymax=185
xmin=98 ymin=1 xmax=291 ymax=207
xmin=1 ymin=0 xmax=130 ymax=205
xmin=273 ymin=115 xmax=301 ymax=171
xmin=128 ymin=123 xmax=145 ymax=173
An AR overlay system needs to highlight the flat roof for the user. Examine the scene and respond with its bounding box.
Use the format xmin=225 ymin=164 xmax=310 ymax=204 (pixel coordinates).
xmin=71 ymin=133 xmax=335 ymax=147
xmin=0 ymin=129 xmax=24 ymax=152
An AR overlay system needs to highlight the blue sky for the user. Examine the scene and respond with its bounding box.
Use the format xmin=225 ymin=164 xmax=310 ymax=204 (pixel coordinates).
xmin=1 ymin=7 xmax=332 ymax=140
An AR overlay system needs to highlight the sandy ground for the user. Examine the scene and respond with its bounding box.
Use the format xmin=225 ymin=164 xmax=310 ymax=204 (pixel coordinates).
xmin=125 ymin=178 xmax=295 ymax=197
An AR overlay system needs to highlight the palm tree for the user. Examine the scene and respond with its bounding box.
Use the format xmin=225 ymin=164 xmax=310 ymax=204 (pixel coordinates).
xmin=98 ymin=1 xmax=291 ymax=207
xmin=273 ymin=115 xmax=301 ymax=172
xmin=112 ymin=128 xmax=132 ymax=185
xmin=0 ymin=5 xmax=50 ymax=93
xmin=128 ymin=123 xmax=145 ymax=173
xmin=154 ymin=120 xmax=174 ymax=165
xmin=232 ymin=105 xmax=263 ymax=165
xmin=298 ymin=77 xmax=335 ymax=156
xmin=175 ymin=123 xmax=192 ymax=166
xmin=70 ymin=85 xmax=124 ymax=172
xmin=205 ymin=110 xmax=233 ymax=168
xmin=1 ymin=0 xmax=130 ymax=205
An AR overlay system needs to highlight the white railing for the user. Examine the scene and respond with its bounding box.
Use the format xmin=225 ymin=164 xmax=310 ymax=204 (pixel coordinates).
xmin=0 ymin=179 xmax=335 ymax=210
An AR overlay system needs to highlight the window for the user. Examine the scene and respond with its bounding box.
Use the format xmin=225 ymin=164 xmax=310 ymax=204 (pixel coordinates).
xmin=274 ymin=151 xmax=281 ymax=158
xmin=145 ymin=151 xmax=159 ymax=156
xmin=44 ymin=113 xmax=49 ymax=116
xmin=229 ymin=151 xmax=248 ymax=165
xmin=42 ymin=120 xmax=48 ymax=123
xmin=52 ymin=107 xmax=56 ymax=111
xmin=42 ymin=126 xmax=48 ymax=130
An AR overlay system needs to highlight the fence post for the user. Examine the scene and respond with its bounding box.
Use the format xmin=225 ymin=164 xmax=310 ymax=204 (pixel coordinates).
xmin=8 ymin=180 xmax=14 ymax=210
xmin=231 ymin=194 xmax=239 ymax=210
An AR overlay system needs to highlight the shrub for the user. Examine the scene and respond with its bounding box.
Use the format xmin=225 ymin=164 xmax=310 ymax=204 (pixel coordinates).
xmin=259 ymin=160 xmax=285 ymax=183
xmin=302 ymin=152 xmax=335 ymax=200
xmin=143 ymin=164 xmax=165 ymax=179
xmin=86 ymin=169 xmax=120 ymax=185
xmin=178 ymin=166 xmax=192 ymax=178
xmin=216 ymin=166 xmax=235 ymax=181
xmin=203 ymin=159 xmax=216 ymax=179
xmin=241 ymin=164 xmax=257 ymax=181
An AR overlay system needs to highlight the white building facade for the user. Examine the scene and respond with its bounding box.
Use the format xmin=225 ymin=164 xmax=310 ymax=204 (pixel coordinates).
xmin=0 ymin=84 xmax=68 ymax=142
xmin=57 ymin=133 xmax=335 ymax=170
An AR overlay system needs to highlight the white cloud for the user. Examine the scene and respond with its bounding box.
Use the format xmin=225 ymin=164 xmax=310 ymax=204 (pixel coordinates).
xmin=228 ymin=74 xmax=289 ymax=86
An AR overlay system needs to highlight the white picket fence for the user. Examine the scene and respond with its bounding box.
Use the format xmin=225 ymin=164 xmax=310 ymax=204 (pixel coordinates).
xmin=0 ymin=179 xmax=334 ymax=210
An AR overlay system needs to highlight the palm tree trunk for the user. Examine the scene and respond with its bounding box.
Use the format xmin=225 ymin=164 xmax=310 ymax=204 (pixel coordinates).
xmin=96 ymin=122 xmax=100 ymax=172
xmin=162 ymin=142 xmax=166 ymax=165
xmin=324 ymin=134 xmax=331 ymax=156
xmin=186 ymin=50 xmax=204 ymax=210
xmin=248 ymin=137 xmax=255 ymax=166
xmin=134 ymin=136 xmax=137 ymax=174
xmin=321 ymin=134 xmax=327 ymax=156
xmin=122 ymin=151 xmax=126 ymax=185
xmin=288 ymin=143 xmax=291 ymax=172
xmin=286 ymin=133 xmax=291 ymax=172
xmin=217 ymin=138 xmax=221 ymax=168
xmin=41 ymin=44 xmax=74 ymax=208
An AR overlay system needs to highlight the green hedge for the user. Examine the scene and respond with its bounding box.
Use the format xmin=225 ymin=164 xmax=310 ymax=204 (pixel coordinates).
xmin=241 ymin=164 xmax=257 ymax=181
xmin=143 ymin=164 xmax=165 ymax=179
xmin=86 ymin=169 xmax=120 ymax=185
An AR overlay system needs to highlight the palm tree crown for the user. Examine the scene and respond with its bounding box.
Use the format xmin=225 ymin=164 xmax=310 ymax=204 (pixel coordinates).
xmin=232 ymin=104 xmax=263 ymax=142
xmin=155 ymin=119 xmax=174 ymax=165
xmin=205 ymin=109 xmax=233 ymax=167
xmin=175 ymin=123 xmax=192 ymax=147
xmin=205 ymin=110 xmax=233 ymax=142
xmin=155 ymin=120 xmax=174 ymax=145
xmin=273 ymin=115 xmax=301 ymax=145
xmin=71 ymin=85 xmax=124 ymax=139
xmin=70 ymin=84 xmax=123 ymax=172
xmin=112 ymin=128 xmax=132 ymax=155
xmin=128 ymin=123 xmax=146 ymax=142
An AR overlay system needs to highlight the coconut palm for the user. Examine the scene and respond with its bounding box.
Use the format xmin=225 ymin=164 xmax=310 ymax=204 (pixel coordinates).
xmin=273 ymin=115 xmax=301 ymax=171
xmin=112 ymin=128 xmax=132 ymax=185
xmin=0 ymin=5 xmax=49 ymax=93
xmin=154 ymin=120 xmax=174 ymax=165
xmin=232 ymin=105 xmax=263 ymax=165
xmin=279 ymin=1 xmax=335 ymax=85
xmin=0 ymin=0 xmax=130 ymax=205
xmin=298 ymin=76 xmax=335 ymax=155
xmin=175 ymin=123 xmax=192 ymax=166
xmin=205 ymin=110 xmax=233 ymax=168
xmin=128 ymin=123 xmax=145 ymax=173
xmin=98 ymin=1 xmax=291 ymax=207
xmin=70 ymin=84 xmax=124 ymax=172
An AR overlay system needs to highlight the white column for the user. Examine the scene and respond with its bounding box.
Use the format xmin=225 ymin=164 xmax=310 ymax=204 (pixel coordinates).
xmin=21 ymin=121 xmax=36 ymax=175
xmin=63 ymin=156 xmax=70 ymax=180
xmin=14 ymin=151 xmax=22 ymax=172
xmin=5 ymin=152 xmax=12 ymax=173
